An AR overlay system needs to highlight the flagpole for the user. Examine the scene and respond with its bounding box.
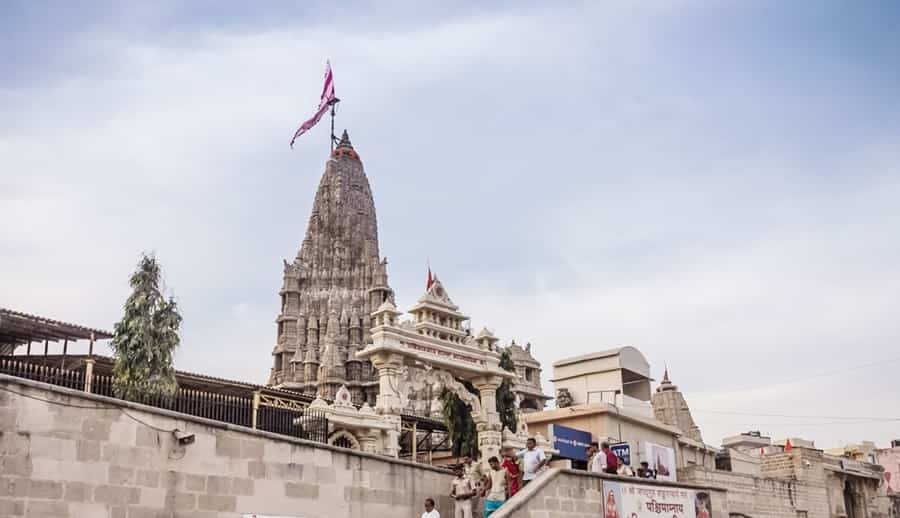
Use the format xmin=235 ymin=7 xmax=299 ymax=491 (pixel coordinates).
xmin=329 ymin=97 xmax=341 ymax=151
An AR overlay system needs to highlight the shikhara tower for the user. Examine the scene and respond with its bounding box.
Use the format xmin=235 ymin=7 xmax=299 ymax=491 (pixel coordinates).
xmin=268 ymin=131 xmax=393 ymax=404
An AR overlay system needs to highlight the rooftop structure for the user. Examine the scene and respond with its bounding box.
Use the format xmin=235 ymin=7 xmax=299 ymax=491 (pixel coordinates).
xmin=0 ymin=307 xmax=112 ymax=356
xmin=551 ymin=346 xmax=653 ymax=413
xmin=722 ymin=430 xmax=773 ymax=451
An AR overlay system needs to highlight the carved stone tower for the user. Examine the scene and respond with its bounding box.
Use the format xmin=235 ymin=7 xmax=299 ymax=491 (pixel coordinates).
xmin=505 ymin=340 xmax=551 ymax=413
xmin=269 ymin=131 xmax=393 ymax=405
xmin=650 ymin=368 xmax=703 ymax=442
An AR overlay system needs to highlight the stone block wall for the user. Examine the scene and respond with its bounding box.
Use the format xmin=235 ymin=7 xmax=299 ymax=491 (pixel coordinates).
xmin=488 ymin=469 xmax=727 ymax=518
xmin=682 ymin=465 xmax=808 ymax=518
xmin=681 ymin=450 xmax=894 ymax=518
xmin=0 ymin=374 xmax=454 ymax=517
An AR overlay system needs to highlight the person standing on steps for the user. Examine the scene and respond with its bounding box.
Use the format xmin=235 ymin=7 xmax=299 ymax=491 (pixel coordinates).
xmin=462 ymin=453 xmax=483 ymax=514
xmin=481 ymin=456 xmax=510 ymax=517
xmin=589 ymin=442 xmax=606 ymax=473
xmin=601 ymin=442 xmax=618 ymax=475
xmin=516 ymin=437 xmax=548 ymax=486
xmin=501 ymin=448 xmax=523 ymax=498
xmin=450 ymin=467 xmax=475 ymax=518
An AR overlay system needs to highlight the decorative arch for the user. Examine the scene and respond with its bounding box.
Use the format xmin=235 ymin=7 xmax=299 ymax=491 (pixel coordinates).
xmin=410 ymin=368 xmax=485 ymax=424
xmin=328 ymin=429 xmax=361 ymax=450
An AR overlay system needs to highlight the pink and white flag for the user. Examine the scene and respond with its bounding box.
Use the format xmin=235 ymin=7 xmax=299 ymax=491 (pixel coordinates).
xmin=290 ymin=61 xmax=335 ymax=148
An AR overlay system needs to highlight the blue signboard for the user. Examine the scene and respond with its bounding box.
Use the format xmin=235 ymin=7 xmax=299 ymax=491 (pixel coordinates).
xmin=611 ymin=442 xmax=631 ymax=466
xmin=550 ymin=424 xmax=592 ymax=461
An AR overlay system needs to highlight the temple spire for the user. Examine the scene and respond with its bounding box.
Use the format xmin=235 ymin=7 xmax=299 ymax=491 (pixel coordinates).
xmin=269 ymin=133 xmax=391 ymax=405
xmin=651 ymin=367 xmax=703 ymax=442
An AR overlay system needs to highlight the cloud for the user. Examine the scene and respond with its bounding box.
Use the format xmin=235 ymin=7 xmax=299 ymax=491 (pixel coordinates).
xmin=2 ymin=1 xmax=899 ymax=449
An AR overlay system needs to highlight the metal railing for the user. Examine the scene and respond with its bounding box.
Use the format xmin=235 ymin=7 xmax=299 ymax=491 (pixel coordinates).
xmin=0 ymin=356 xmax=85 ymax=390
xmin=0 ymin=357 xmax=328 ymax=445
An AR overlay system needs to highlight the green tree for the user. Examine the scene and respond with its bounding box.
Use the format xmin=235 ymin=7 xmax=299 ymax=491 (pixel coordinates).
xmin=496 ymin=347 xmax=518 ymax=433
xmin=441 ymin=381 xmax=479 ymax=457
xmin=110 ymin=253 xmax=182 ymax=401
xmin=441 ymin=348 xmax=520 ymax=457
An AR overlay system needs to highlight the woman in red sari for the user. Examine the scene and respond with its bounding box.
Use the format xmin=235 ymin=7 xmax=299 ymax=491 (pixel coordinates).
xmin=501 ymin=449 xmax=523 ymax=497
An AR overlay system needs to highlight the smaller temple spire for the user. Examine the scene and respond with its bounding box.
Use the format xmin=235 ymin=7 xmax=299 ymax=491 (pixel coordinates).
xmin=651 ymin=367 xmax=703 ymax=442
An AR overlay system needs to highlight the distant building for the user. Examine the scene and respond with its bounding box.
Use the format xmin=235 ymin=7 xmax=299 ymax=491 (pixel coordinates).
xmin=828 ymin=440 xmax=900 ymax=495
xmin=827 ymin=441 xmax=880 ymax=465
xmin=550 ymin=346 xmax=653 ymax=412
xmin=526 ymin=347 xmax=717 ymax=475
xmin=505 ymin=340 xmax=551 ymax=412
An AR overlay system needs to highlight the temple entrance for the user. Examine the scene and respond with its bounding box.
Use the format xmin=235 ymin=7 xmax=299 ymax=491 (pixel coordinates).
xmin=357 ymin=279 xmax=516 ymax=462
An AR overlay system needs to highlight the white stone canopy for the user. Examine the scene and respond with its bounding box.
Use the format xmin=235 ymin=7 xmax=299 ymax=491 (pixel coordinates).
xmin=357 ymin=278 xmax=517 ymax=462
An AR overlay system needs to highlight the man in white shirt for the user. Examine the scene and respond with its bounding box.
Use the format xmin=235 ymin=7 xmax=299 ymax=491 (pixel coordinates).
xmin=421 ymin=497 xmax=440 ymax=518
xmin=589 ymin=441 xmax=606 ymax=473
xmin=516 ymin=438 xmax=548 ymax=485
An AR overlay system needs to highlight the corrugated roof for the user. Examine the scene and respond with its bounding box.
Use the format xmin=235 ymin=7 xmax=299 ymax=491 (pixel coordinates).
xmin=0 ymin=308 xmax=113 ymax=345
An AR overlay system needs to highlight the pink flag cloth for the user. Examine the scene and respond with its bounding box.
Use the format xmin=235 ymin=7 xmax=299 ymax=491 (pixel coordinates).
xmin=290 ymin=61 xmax=335 ymax=148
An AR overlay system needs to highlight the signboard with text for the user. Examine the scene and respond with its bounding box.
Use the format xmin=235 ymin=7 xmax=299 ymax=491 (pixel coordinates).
xmin=550 ymin=424 xmax=592 ymax=461
xmin=611 ymin=442 xmax=631 ymax=466
xmin=601 ymin=481 xmax=712 ymax=518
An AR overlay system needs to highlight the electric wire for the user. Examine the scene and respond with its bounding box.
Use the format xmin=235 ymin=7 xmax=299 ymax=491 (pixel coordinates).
xmin=0 ymin=383 xmax=178 ymax=433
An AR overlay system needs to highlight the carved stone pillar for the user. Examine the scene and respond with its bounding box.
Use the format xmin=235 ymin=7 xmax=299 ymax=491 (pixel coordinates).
xmin=370 ymin=352 xmax=405 ymax=414
xmin=358 ymin=429 xmax=379 ymax=454
xmin=381 ymin=415 xmax=402 ymax=458
xmin=473 ymin=375 xmax=504 ymax=464
xmin=473 ymin=375 xmax=503 ymax=430
xmin=478 ymin=430 xmax=504 ymax=466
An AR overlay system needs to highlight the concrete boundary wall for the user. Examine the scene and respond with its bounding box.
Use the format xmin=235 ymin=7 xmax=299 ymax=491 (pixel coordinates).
xmin=489 ymin=468 xmax=728 ymax=518
xmin=0 ymin=374 xmax=454 ymax=518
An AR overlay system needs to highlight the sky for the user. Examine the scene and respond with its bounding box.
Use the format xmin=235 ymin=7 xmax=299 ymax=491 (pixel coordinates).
xmin=2 ymin=1 xmax=899 ymax=449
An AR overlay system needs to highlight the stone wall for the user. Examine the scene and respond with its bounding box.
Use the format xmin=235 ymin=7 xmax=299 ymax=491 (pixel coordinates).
xmin=488 ymin=469 xmax=728 ymax=518
xmin=0 ymin=374 xmax=454 ymax=518
xmin=681 ymin=448 xmax=889 ymax=518
xmin=682 ymin=465 xmax=820 ymax=518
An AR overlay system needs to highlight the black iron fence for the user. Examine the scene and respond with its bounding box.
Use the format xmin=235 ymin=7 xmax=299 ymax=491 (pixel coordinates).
xmin=0 ymin=357 xmax=328 ymax=446
xmin=90 ymin=373 xmax=255 ymax=428
xmin=259 ymin=405 xmax=329 ymax=443
xmin=0 ymin=356 xmax=85 ymax=390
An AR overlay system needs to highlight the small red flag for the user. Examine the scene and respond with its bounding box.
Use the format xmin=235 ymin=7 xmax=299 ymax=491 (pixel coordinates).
xmin=427 ymin=265 xmax=434 ymax=290
xmin=784 ymin=439 xmax=793 ymax=452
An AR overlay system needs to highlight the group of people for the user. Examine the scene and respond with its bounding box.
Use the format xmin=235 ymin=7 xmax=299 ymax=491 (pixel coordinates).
xmin=419 ymin=438 xmax=663 ymax=517
xmin=420 ymin=437 xmax=549 ymax=518
xmin=586 ymin=441 xmax=658 ymax=479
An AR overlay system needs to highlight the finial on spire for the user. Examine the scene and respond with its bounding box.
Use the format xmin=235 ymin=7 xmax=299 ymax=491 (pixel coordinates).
xmin=338 ymin=129 xmax=352 ymax=148
xmin=331 ymin=129 xmax=360 ymax=160
xmin=662 ymin=363 xmax=670 ymax=384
